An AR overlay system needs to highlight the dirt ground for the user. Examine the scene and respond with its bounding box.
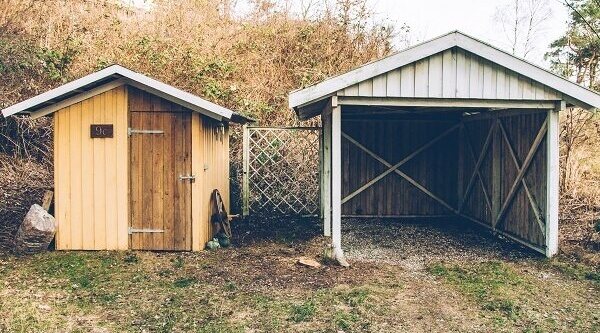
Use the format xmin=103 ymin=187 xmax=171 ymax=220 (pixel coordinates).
xmin=0 ymin=217 xmax=598 ymax=333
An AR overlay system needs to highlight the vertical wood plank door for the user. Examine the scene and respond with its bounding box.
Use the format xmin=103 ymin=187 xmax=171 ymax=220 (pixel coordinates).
xmin=129 ymin=111 xmax=192 ymax=251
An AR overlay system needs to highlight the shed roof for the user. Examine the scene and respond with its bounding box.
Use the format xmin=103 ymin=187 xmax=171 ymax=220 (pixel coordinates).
xmin=289 ymin=31 xmax=600 ymax=117
xmin=2 ymin=64 xmax=253 ymax=123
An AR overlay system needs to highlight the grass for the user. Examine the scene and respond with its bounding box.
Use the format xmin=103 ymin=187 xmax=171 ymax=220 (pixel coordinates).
xmin=543 ymin=259 xmax=600 ymax=284
xmin=289 ymin=300 xmax=316 ymax=322
xmin=173 ymin=277 xmax=197 ymax=288
xmin=428 ymin=260 xmax=600 ymax=331
xmin=0 ymin=249 xmax=598 ymax=332
xmin=428 ymin=261 xmax=525 ymax=319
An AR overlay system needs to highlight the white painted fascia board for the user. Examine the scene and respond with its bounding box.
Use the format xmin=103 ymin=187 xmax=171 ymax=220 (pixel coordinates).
xmin=114 ymin=66 xmax=234 ymax=120
xmin=288 ymin=31 xmax=459 ymax=108
xmin=2 ymin=64 xmax=236 ymax=121
xmin=124 ymin=80 xmax=223 ymax=121
xmin=454 ymin=33 xmax=600 ymax=110
xmin=2 ymin=65 xmax=121 ymax=117
xmin=29 ymin=79 xmax=127 ymax=119
xmin=289 ymin=30 xmax=600 ymax=111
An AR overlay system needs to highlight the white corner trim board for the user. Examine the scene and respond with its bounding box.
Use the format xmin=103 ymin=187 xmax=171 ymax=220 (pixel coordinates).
xmin=2 ymin=64 xmax=237 ymax=122
xmin=288 ymin=31 xmax=600 ymax=111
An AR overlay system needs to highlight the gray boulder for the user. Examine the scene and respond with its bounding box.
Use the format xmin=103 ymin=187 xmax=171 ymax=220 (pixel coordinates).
xmin=14 ymin=204 xmax=55 ymax=255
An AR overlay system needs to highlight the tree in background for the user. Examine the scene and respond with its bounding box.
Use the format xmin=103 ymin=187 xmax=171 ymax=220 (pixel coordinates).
xmin=545 ymin=0 xmax=600 ymax=251
xmin=494 ymin=0 xmax=552 ymax=59
xmin=0 ymin=0 xmax=399 ymax=236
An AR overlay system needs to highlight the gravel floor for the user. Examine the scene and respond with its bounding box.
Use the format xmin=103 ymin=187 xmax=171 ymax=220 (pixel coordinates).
xmin=343 ymin=217 xmax=539 ymax=270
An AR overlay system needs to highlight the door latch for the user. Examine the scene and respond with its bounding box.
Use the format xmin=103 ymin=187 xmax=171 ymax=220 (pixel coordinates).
xmin=128 ymin=228 xmax=165 ymax=235
xmin=179 ymin=174 xmax=196 ymax=182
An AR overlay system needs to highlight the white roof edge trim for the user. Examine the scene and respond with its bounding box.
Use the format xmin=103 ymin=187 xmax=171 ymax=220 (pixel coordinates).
xmin=2 ymin=65 xmax=120 ymax=117
xmin=288 ymin=31 xmax=458 ymax=108
xmin=2 ymin=64 xmax=235 ymax=121
xmin=289 ymin=31 xmax=600 ymax=110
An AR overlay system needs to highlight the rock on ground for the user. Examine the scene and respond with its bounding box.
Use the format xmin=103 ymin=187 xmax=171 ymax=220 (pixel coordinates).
xmin=14 ymin=204 xmax=55 ymax=255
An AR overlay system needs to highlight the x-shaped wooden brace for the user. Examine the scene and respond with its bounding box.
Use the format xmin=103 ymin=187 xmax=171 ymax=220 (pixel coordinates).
xmin=495 ymin=118 xmax=548 ymax=231
xmin=497 ymin=120 xmax=544 ymax=233
xmin=341 ymin=124 xmax=461 ymax=213
xmin=458 ymin=122 xmax=496 ymax=214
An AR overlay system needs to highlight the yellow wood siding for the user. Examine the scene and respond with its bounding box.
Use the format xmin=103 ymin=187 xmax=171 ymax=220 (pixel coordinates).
xmin=54 ymin=86 xmax=129 ymax=250
xmin=192 ymin=114 xmax=230 ymax=250
xmin=55 ymin=84 xmax=230 ymax=251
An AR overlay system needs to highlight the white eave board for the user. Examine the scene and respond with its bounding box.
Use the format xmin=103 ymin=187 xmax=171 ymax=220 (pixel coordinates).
xmin=1 ymin=64 xmax=241 ymax=122
xmin=288 ymin=31 xmax=600 ymax=112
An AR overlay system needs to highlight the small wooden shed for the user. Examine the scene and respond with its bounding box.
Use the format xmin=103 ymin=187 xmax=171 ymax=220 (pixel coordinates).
xmin=289 ymin=31 xmax=600 ymax=259
xmin=2 ymin=65 xmax=250 ymax=251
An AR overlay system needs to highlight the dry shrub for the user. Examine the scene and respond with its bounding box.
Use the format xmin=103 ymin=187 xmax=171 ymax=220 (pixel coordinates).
xmin=0 ymin=155 xmax=53 ymax=251
xmin=0 ymin=0 xmax=396 ymax=245
xmin=0 ymin=116 xmax=53 ymax=163
xmin=559 ymin=108 xmax=600 ymax=259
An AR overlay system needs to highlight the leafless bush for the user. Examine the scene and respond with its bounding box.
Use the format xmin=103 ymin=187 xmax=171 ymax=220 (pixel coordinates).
xmin=559 ymin=108 xmax=600 ymax=257
xmin=0 ymin=155 xmax=53 ymax=251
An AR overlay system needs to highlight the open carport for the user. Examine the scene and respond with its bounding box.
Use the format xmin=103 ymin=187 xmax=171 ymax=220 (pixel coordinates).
xmin=288 ymin=31 xmax=600 ymax=261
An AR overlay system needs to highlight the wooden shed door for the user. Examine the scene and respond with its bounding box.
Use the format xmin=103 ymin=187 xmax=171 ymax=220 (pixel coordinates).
xmin=129 ymin=111 xmax=192 ymax=250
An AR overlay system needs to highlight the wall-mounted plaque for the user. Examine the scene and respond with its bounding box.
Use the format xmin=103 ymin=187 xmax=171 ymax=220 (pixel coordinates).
xmin=90 ymin=124 xmax=114 ymax=138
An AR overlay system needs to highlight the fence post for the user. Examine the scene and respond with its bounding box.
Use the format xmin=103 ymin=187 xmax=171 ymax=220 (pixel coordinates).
xmin=242 ymin=124 xmax=250 ymax=217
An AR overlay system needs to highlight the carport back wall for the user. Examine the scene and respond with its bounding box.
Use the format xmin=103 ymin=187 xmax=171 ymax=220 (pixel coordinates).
xmin=341 ymin=115 xmax=459 ymax=217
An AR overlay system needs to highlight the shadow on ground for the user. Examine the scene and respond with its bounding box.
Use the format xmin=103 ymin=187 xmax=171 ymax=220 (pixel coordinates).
xmin=233 ymin=216 xmax=539 ymax=267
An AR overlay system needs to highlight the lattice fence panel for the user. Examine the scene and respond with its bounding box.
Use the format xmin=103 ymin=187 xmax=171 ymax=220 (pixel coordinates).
xmin=243 ymin=127 xmax=320 ymax=216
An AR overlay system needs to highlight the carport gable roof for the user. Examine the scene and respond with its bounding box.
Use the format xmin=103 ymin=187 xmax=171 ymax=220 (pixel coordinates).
xmin=289 ymin=30 xmax=600 ymax=118
xmin=2 ymin=64 xmax=253 ymax=123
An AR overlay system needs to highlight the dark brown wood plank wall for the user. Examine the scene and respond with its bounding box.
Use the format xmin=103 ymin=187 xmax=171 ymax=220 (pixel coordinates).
xmin=460 ymin=110 xmax=548 ymax=248
xmin=341 ymin=118 xmax=459 ymax=216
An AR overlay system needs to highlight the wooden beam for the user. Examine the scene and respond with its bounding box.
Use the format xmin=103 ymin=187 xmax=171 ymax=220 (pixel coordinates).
xmin=491 ymin=118 xmax=502 ymax=227
xmin=337 ymin=96 xmax=558 ymax=109
xmin=331 ymin=104 xmax=345 ymax=264
xmin=242 ymin=124 xmax=250 ymax=217
xmin=462 ymin=108 xmax=548 ymax=121
xmin=321 ymin=110 xmax=332 ymax=237
xmin=464 ymin=129 xmax=494 ymax=216
xmin=457 ymin=124 xmax=465 ymax=208
xmin=546 ymin=108 xmax=560 ymax=257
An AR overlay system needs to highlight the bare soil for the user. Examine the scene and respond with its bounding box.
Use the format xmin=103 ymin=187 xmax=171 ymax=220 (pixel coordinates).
xmin=0 ymin=217 xmax=598 ymax=333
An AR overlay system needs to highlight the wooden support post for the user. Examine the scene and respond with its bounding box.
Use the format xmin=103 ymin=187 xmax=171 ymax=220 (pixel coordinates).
xmin=491 ymin=117 xmax=501 ymax=228
xmin=457 ymin=123 xmax=464 ymax=209
xmin=242 ymin=124 xmax=250 ymax=217
xmin=321 ymin=109 xmax=332 ymax=237
xmin=319 ymin=121 xmax=324 ymax=221
xmin=331 ymin=99 xmax=348 ymax=266
xmin=546 ymin=105 xmax=561 ymax=257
